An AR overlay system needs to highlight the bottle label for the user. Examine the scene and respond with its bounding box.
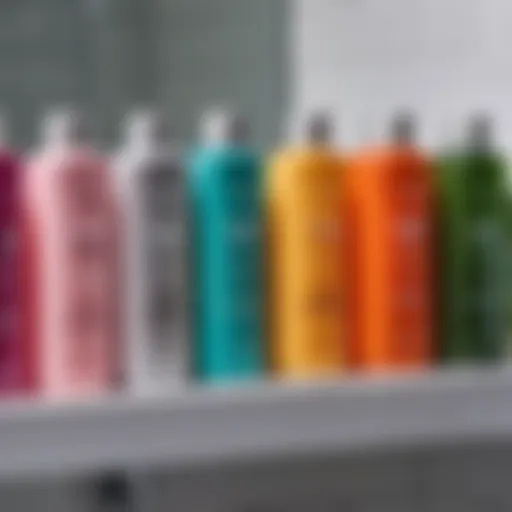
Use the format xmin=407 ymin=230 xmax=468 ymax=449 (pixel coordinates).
xmin=143 ymin=165 xmax=187 ymax=351
xmin=0 ymin=309 xmax=18 ymax=381
xmin=228 ymin=219 xmax=260 ymax=245
xmin=0 ymin=229 xmax=17 ymax=257
xmin=144 ymin=165 xmax=182 ymax=221
xmin=465 ymin=218 xmax=505 ymax=347
xmin=392 ymin=207 xmax=430 ymax=356
xmin=311 ymin=218 xmax=342 ymax=245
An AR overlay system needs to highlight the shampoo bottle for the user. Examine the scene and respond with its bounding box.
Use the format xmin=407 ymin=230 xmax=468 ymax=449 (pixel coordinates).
xmin=266 ymin=112 xmax=345 ymax=378
xmin=23 ymin=108 xmax=120 ymax=398
xmin=189 ymin=109 xmax=264 ymax=383
xmin=115 ymin=109 xmax=188 ymax=393
xmin=437 ymin=115 xmax=510 ymax=361
xmin=346 ymin=113 xmax=434 ymax=370
xmin=0 ymin=119 xmax=26 ymax=394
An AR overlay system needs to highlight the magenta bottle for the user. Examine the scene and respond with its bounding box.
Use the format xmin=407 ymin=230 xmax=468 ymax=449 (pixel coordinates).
xmin=0 ymin=121 xmax=25 ymax=395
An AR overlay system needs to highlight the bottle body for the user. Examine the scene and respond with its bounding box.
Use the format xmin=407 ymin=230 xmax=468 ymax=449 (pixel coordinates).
xmin=116 ymin=146 xmax=188 ymax=393
xmin=437 ymin=151 xmax=509 ymax=361
xmin=189 ymin=145 xmax=263 ymax=382
xmin=267 ymin=148 xmax=344 ymax=378
xmin=24 ymin=147 xmax=120 ymax=398
xmin=0 ymin=150 xmax=25 ymax=394
xmin=346 ymin=147 xmax=434 ymax=370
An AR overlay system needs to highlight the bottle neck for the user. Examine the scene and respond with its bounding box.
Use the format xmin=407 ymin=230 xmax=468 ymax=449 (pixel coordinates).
xmin=467 ymin=126 xmax=493 ymax=153
xmin=128 ymin=135 xmax=166 ymax=153
xmin=45 ymin=136 xmax=84 ymax=151
xmin=200 ymin=110 xmax=249 ymax=147
xmin=123 ymin=113 xmax=173 ymax=154
xmin=390 ymin=125 xmax=415 ymax=147
xmin=304 ymin=114 xmax=333 ymax=146
xmin=41 ymin=109 xmax=89 ymax=151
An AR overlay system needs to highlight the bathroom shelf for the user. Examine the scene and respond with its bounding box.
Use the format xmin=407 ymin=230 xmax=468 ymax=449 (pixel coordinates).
xmin=0 ymin=367 xmax=512 ymax=479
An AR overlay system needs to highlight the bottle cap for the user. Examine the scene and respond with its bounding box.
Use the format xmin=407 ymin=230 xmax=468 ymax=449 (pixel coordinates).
xmin=304 ymin=111 xmax=334 ymax=144
xmin=390 ymin=110 xmax=417 ymax=146
xmin=123 ymin=108 xmax=170 ymax=147
xmin=42 ymin=107 xmax=89 ymax=147
xmin=466 ymin=113 xmax=493 ymax=150
xmin=199 ymin=107 xmax=250 ymax=145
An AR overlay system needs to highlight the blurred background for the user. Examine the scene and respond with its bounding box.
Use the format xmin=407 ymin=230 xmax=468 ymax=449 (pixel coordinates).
xmin=2 ymin=0 xmax=512 ymax=511
xmin=4 ymin=0 xmax=512 ymax=148
xmin=0 ymin=0 xmax=288 ymax=148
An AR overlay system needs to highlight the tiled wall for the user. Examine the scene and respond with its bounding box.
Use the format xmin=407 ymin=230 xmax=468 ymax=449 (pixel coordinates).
xmin=0 ymin=0 xmax=289 ymax=149
xmin=155 ymin=0 xmax=290 ymax=148
xmin=0 ymin=0 xmax=156 ymax=147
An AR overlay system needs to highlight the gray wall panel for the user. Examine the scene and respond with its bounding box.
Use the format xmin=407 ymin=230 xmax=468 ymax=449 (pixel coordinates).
xmin=156 ymin=0 xmax=290 ymax=148
xmin=0 ymin=0 xmax=289 ymax=149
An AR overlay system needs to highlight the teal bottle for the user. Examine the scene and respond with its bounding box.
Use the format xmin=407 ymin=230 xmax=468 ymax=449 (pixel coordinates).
xmin=188 ymin=110 xmax=264 ymax=382
xmin=437 ymin=116 xmax=511 ymax=361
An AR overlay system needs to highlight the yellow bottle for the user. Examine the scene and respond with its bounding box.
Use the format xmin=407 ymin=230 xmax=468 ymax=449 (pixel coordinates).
xmin=266 ymin=113 xmax=345 ymax=379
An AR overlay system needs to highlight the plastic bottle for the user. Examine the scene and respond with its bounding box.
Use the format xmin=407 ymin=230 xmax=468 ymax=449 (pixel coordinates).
xmin=23 ymin=108 xmax=120 ymax=398
xmin=188 ymin=108 xmax=264 ymax=383
xmin=114 ymin=109 xmax=188 ymax=393
xmin=437 ymin=115 xmax=510 ymax=361
xmin=266 ymin=112 xmax=345 ymax=378
xmin=0 ymin=118 xmax=27 ymax=394
xmin=346 ymin=112 xmax=434 ymax=370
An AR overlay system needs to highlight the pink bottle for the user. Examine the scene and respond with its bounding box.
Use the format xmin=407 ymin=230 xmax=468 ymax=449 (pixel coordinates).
xmin=23 ymin=109 xmax=120 ymax=399
xmin=0 ymin=120 xmax=26 ymax=395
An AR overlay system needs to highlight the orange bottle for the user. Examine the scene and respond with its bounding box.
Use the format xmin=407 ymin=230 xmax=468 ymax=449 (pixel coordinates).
xmin=266 ymin=113 xmax=345 ymax=379
xmin=346 ymin=113 xmax=434 ymax=371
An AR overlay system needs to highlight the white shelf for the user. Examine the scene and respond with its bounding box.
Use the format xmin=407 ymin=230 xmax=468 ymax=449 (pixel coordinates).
xmin=1 ymin=367 xmax=512 ymax=479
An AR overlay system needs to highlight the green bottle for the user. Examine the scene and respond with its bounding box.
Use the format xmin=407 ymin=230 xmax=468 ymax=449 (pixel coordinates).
xmin=437 ymin=116 xmax=511 ymax=361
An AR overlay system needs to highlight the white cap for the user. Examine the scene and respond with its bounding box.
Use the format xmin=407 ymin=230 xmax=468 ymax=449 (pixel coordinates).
xmin=199 ymin=107 xmax=250 ymax=145
xmin=41 ymin=107 xmax=89 ymax=147
xmin=122 ymin=108 xmax=170 ymax=147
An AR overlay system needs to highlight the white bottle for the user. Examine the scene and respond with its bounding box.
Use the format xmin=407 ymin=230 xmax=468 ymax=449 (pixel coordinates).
xmin=115 ymin=109 xmax=188 ymax=394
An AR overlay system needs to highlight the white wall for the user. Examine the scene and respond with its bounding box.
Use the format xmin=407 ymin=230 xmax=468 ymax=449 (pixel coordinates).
xmin=292 ymin=0 xmax=512 ymax=149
